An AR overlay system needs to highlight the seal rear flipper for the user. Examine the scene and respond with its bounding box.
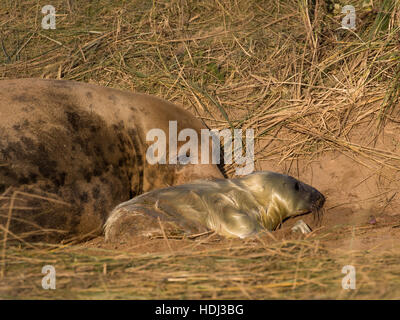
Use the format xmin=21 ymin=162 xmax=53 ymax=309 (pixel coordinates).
xmin=104 ymin=203 xmax=206 ymax=242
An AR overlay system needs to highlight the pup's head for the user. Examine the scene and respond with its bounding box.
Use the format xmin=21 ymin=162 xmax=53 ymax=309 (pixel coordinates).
xmin=239 ymin=171 xmax=325 ymax=221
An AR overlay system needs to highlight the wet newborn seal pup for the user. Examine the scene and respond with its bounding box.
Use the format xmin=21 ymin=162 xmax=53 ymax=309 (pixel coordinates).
xmin=0 ymin=78 xmax=223 ymax=242
xmin=104 ymin=171 xmax=325 ymax=241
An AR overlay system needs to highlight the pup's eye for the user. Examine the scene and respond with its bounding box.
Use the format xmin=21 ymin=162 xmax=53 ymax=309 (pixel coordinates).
xmin=294 ymin=182 xmax=300 ymax=191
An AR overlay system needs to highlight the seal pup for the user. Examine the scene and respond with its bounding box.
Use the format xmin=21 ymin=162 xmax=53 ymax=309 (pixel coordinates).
xmin=104 ymin=171 xmax=325 ymax=241
xmin=0 ymin=78 xmax=223 ymax=242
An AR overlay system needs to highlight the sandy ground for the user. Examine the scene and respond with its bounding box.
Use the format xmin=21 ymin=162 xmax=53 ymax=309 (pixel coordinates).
xmin=82 ymin=120 xmax=400 ymax=255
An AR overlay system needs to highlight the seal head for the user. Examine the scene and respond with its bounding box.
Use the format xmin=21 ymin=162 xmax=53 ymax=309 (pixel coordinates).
xmin=239 ymin=171 xmax=325 ymax=229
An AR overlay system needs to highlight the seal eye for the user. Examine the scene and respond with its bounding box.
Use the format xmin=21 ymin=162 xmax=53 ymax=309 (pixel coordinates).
xmin=294 ymin=182 xmax=300 ymax=191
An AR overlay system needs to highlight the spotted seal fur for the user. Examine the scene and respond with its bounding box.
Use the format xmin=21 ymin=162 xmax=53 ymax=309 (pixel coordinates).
xmin=0 ymin=78 xmax=223 ymax=242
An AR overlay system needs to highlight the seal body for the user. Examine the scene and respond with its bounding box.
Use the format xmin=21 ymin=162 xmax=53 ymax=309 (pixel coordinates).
xmin=104 ymin=171 xmax=325 ymax=241
xmin=0 ymin=79 xmax=223 ymax=242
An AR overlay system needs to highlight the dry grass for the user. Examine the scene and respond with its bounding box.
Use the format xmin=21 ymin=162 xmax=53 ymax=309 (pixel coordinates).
xmin=1 ymin=235 xmax=400 ymax=299
xmin=1 ymin=0 xmax=400 ymax=299
xmin=1 ymin=231 xmax=400 ymax=299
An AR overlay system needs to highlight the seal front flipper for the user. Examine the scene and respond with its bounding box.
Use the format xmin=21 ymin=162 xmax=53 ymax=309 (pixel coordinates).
xmin=211 ymin=207 xmax=261 ymax=239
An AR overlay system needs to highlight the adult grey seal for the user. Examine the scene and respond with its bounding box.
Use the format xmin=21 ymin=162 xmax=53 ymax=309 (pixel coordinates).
xmin=104 ymin=171 xmax=325 ymax=241
xmin=0 ymin=78 xmax=223 ymax=242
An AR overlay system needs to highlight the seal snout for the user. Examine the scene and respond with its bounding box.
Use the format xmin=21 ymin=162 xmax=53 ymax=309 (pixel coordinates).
xmin=294 ymin=183 xmax=325 ymax=219
xmin=312 ymin=189 xmax=325 ymax=209
xmin=309 ymin=189 xmax=325 ymax=223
